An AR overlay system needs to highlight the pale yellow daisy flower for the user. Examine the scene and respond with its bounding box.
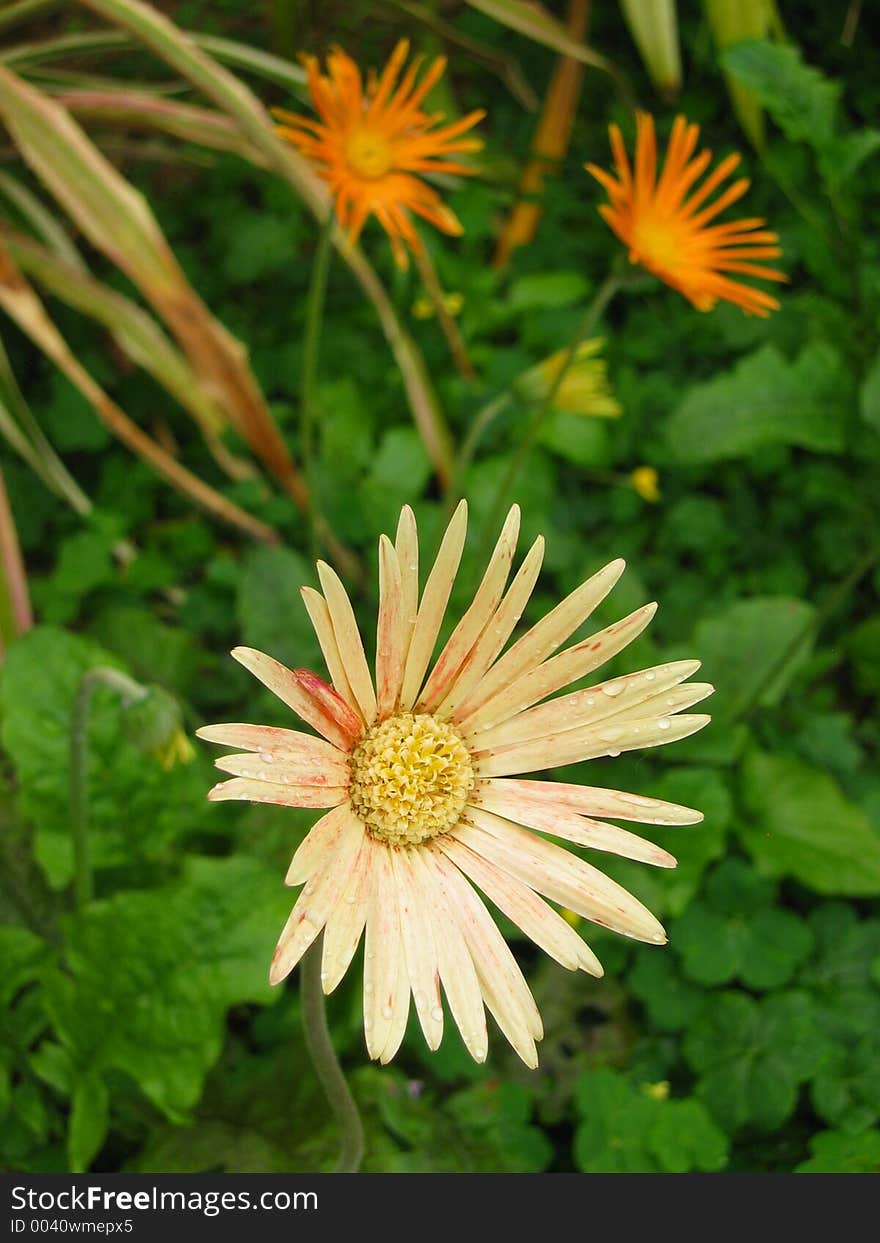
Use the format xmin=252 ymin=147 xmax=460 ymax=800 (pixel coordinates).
xmin=198 ymin=504 xmax=711 ymax=1068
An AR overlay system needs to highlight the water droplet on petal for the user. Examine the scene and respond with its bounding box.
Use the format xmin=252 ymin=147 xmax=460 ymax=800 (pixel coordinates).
xmin=430 ymin=1006 xmax=444 ymax=1023
xmin=260 ymin=751 xmax=274 ymax=763
xmin=602 ymin=681 xmax=624 ymax=698
xmin=658 ymin=720 xmax=670 ymax=731
xmin=607 ymin=748 xmax=621 ymax=758
xmin=382 ymin=1003 xmax=393 ymax=1020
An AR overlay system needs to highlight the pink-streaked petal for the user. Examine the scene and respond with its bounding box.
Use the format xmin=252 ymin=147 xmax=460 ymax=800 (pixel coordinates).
xmin=321 ymin=835 xmax=372 ymax=993
xmin=451 ymin=558 xmax=626 ymax=726
xmin=230 ymin=647 xmax=353 ymax=750
xmin=269 ymin=806 xmax=364 ymax=984
xmin=483 ymin=778 xmax=704 ymax=826
xmin=416 ymin=504 xmax=520 ymax=713
xmin=469 ymin=785 xmax=676 ymax=868
xmin=459 ymin=602 xmax=656 ymax=736
xmin=411 ymin=848 xmax=488 ymax=1062
xmin=316 ymin=561 xmax=378 ymax=725
xmin=294 ymin=669 xmax=364 ymax=742
xmin=430 ymin=848 xmax=542 ymax=1067
xmin=286 ymin=802 xmax=357 ymax=886
xmin=364 ymin=841 xmax=409 ymax=1060
xmin=440 ymin=836 xmax=603 ymax=975
xmin=375 ymin=535 xmax=405 ymax=720
xmin=473 ymin=713 xmax=711 ymax=776
xmin=213 ymin=750 xmax=349 ymax=788
xmin=300 ymin=587 xmax=360 ymax=717
xmin=391 ymin=848 xmax=444 ymax=1050
xmin=196 ymin=722 xmax=348 ymax=763
xmin=457 ymin=808 xmax=667 ymax=944
xmin=208 ymin=777 xmax=347 ymax=809
xmin=436 ymin=535 xmax=545 ymax=720
xmin=395 ymin=505 xmax=419 ymax=666
xmin=468 ymin=659 xmax=702 ymax=750
xmin=399 ymin=499 xmax=469 ymax=710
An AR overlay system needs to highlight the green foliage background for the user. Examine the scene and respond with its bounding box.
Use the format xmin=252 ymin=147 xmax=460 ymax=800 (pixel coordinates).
xmin=1 ymin=0 xmax=880 ymax=1174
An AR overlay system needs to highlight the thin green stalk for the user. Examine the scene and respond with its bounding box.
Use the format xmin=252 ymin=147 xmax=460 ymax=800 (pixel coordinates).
xmin=300 ymin=938 xmax=365 ymax=1173
xmin=476 ymin=265 xmax=624 ymax=557
xmin=300 ymin=208 xmax=335 ymax=564
xmin=69 ymin=666 xmax=146 ymax=910
xmin=443 ymin=391 xmax=512 ymax=521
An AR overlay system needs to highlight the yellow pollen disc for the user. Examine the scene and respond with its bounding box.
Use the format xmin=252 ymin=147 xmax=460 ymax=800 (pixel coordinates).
xmin=349 ymin=712 xmax=475 ymax=846
xmin=344 ymin=128 xmax=394 ymax=179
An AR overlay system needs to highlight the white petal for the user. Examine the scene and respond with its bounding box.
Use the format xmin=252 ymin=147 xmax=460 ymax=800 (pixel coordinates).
xmin=230 ymin=647 xmax=353 ymax=750
xmin=375 ymin=535 xmax=405 ymax=720
xmin=269 ymin=806 xmax=364 ymax=984
xmin=457 ymin=807 xmax=667 ymax=943
xmin=391 ymin=848 xmax=445 ymax=1051
xmin=394 ymin=504 xmax=419 ymax=669
xmin=196 ymin=722 xmax=347 ymax=760
xmin=316 ymin=561 xmax=377 ymax=724
xmin=473 ymin=713 xmax=711 ymax=776
xmin=416 ymin=504 xmax=520 ymax=713
xmin=430 ymin=848 xmax=542 ymax=1067
xmin=440 ymin=835 xmax=603 ymax=975
xmin=399 ymin=499 xmax=468 ymax=710
xmin=208 ymin=777 xmax=347 ymax=809
xmin=451 ymin=558 xmax=625 ymax=726
xmin=363 ymin=841 xmax=409 ymax=1060
xmin=470 ymin=783 xmax=676 ymax=868
xmin=214 ymin=749 xmax=350 ymax=788
xmin=321 ymin=836 xmax=372 ymax=993
xmin=458 ymin=601 xmax=656 ymax=736
xmin=482 ymin=777 xmax=704 ymax=826
xmin=300 ymin=586 xmax=360 ymax=716
xmin=286 ymin=802 xmax=356 ymax=886
xmin=435 ymin=535 xmax=544 ymax=720
xmin=412 ymin=847 xmax=488 ymax=1062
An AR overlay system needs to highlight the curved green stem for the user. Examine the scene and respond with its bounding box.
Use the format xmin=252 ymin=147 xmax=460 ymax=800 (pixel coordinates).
xmin=300 ymin=937 xmax=365 ymax=1173
xmin=476 ymin=265 xmax=624 ymax=557
xmin=69 ymin=666 xmax=146 ymax=910
xmin=443 ymin=390 xmax=512 ymax=520
xmin=300 ymin=207 xmax=335 ymax=564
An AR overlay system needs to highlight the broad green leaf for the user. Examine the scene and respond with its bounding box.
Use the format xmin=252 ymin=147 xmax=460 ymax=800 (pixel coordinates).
xmin=0 ymin=925 xmax=49 ymax=1008
xmin=43 ymin=856 xmax=292 ymax=1118
xmin=628 ymin=951 xmax=705 ymax=1032
xmin=574 ymin=1069 xmax=728 ymax=1172
xmin=619 ymin=0 xmax=681 ymax=95
xmin=0 ymin=626 xmax=212 ymax=887
xmin=684 ymin=990 xmax=827 ymax=1132
xmin=69 ymin=1072 xmax=109 ymax=1172
xmin=721 ymin=39 xmax=840 ymax=149
xmin=860 ymin=350 xmax=880 ymax=432
xmin=692 ymin=596 xmax=816 ymax=721
xmin=796 ymin=1129 xmax=880 ymax=1174
xmin=740 ymin=752 xmax=880 ymax=896
xmin=667 ymin=344 xmax=848 ymax=463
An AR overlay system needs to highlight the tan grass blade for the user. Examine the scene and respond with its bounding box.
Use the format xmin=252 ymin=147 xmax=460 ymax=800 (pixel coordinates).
xmin=0 ymin=460 xmax=32 ymax=659
xmin=0 ymin=63 xmax=308 ymax=511
xmin=0 ymin=237 xmax=276 ymax=543
xmin=78 ymin=0 xmax=454 ymax=486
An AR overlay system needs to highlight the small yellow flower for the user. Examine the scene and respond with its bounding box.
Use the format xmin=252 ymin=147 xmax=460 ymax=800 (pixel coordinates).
xmin=586 ymin=113 xmax=786 ymax=316
xmin=273 ymin=40 xmax=484 ymax=268
xmin=200 ymin=504 xmax=712 ymax=1067
xmin=412 ymin=290 xmax=464 ymax=320
xmin=630 ymin=466 xmax=661 ymax=503
xmin=644 ymin=1080 xmax=671 ymax=1101
xmin=515 ymin=339 xmax=621 ymax=419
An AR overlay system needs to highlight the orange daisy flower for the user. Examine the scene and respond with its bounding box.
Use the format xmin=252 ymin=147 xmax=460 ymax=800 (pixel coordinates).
xmin=273 ymin=39 xmax=484 ymax=268
xmin=586 ymin=113 xmax=786 ymax=317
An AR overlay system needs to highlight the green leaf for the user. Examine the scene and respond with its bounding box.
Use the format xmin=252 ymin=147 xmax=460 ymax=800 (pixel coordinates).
xmin=574 ymin=1069 xmax=728 ymax=1172
xmin=721 ymin=39 xmax=840 ymax=150
xmin=740 ymin=752 xmax=880 ymax=896
xmin=796 ymin=1129 xmax=880 ymax=1173
xmin=692 ymin=597 xmax=816 ymax=721
xmin=0 ymin=626 xmax=212 ymax=886
xmin=43 ymin=856 xmax=292 ymax=1118
xmin=860 ymin=351 xmax=880 ymax=433
xmin=68 ymin=1072 xmax=109 ymax=1172
xmin=236 ymin=544 xmax=318 ymax=674
xmin=0 ymin=925 xmax=49 ymax=1007
xmin=847 ymin=616 xmax=880 ymax=698
xmin=684 ymin=990 xmax=827 ymax=1132
xmin=628 ymin=950 xmax=705 ymax=1032
xmin=508 ymin=271 xmax=589 ymax=312
xmin=667 ymin=344 xmax=848 ymax=464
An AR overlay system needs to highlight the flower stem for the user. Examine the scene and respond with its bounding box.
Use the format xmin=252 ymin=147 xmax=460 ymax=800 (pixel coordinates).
xmin=412 ymin=240 xmax=476 ymax=381
xmin=69 ymin=666 xmax=146 ymax=911
xmin=300 ymin=207 xmax=336 ymax=565
xmin=300 ymin=937 xmax=365 ymax=1173
xmin=443 ymin=391 xmax=512 ymax=521
xmin=476 ymin=265 xmax=624 ymax=558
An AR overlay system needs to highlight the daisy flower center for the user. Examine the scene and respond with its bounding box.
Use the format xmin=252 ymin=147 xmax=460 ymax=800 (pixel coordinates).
xmin=349 ymin=712 xmax=474 ymax=846
xmin=344 ymin=128 xmax=394 ymax=180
